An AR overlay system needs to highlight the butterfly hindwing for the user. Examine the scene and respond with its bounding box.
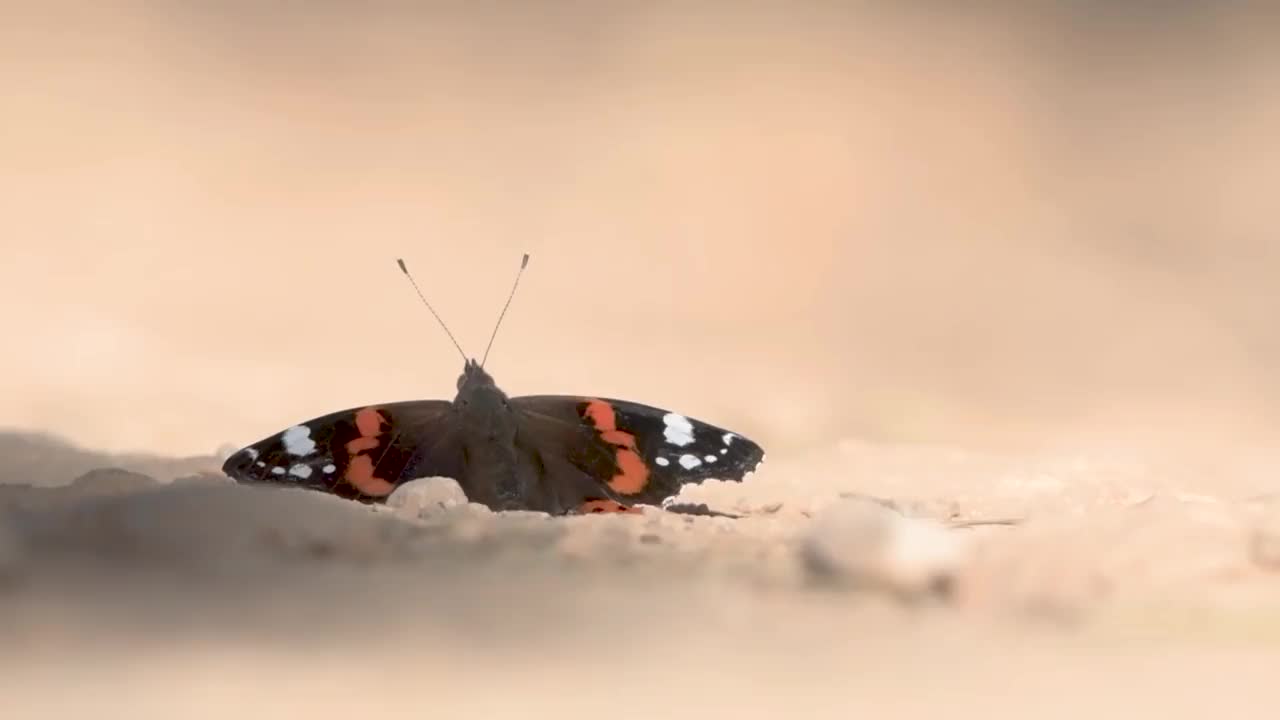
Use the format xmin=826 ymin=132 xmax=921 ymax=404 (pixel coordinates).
xmin=220 ymin=400 xmax=461 ymax=503
xmin=510 ymin=395 xmax=765 ymax=508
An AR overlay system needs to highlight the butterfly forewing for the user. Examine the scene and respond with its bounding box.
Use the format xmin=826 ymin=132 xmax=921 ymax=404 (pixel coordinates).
xmin=510 ymin=395 xmax=765 ymax=507
xmin=221 ymin=400 xmax=460 ymax=502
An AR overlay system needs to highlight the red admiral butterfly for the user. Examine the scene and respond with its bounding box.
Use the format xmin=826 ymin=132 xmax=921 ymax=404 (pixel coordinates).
xmin=221 ymin=255 xmax=765 ymax=515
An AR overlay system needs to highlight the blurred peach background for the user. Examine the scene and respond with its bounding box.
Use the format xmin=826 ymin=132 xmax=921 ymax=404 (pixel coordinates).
xmin=2 ymin=1 xmax=1278 ymax=458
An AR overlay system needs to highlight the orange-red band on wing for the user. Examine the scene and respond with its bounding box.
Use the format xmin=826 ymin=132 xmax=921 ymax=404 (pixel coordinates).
xmin=345 ymin=436 xmax=380 ymax=454
xmin=582 ymin=399 xmax=650 ymax=496
xmin=609 ymin=449 xmax=649 ymax=494
xmin=346 ymin=455 xmax=396 ymax=497
xmin=343 ymin=407 xmax=395 ymax=497
xmin=354 ymin=407 xmax=384 ymax=438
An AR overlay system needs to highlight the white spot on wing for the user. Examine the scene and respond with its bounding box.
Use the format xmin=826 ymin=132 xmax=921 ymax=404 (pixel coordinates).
xmin=704 ymin=455 xmax=716 ymax=462
xmin=722 ymin=432 xmax=735 ymax=446
xmin=720 ymin=448 xmax=728 ymax=455
xmin=663 ymin=413 xmax=695 ymax=446
xmin=282 ymin=425 xmax=317 ymax=456
xmin=243 ymin=447 xmax=259 ymax=460
xmin=678 ymin=454 xmax=702 ymax=469
xmin=655 ymin=457 xmax=670 ymax=467
xmin=255 ymin=461 xmax=266 ymax=468
xmin=323 ymin=464 xmax=336 ymax=474
xmin=270 ymin=466 xmax=286 ymax=475
xmin=289 ymin=464 xmax=313 ymax=479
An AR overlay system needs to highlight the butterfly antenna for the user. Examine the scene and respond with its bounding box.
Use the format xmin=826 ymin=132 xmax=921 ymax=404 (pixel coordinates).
xmin=481 ymin=253 xmax=530 ymax=369
xmin=396 ymin=258 xmax=468 ymax=363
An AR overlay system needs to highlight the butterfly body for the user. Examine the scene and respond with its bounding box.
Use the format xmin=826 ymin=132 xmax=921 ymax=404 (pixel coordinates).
xmin=221 ymin=359 xmax=764 ymax=515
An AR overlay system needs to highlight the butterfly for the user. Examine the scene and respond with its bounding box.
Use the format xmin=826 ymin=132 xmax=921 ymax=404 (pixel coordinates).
xmin=221 ymin=255 xmax=764 ymax=515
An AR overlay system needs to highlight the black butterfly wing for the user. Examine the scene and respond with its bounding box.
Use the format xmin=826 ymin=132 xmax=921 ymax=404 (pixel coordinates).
xmin=220 ymin=400 xmax=462 ymax=503
xmin=510 ymin=395 xmax=765 ymax=508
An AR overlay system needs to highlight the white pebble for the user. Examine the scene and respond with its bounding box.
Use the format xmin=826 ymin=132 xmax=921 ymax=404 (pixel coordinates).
xmin=800 ymin=496 xmax=965 ymax=601
xmin=388 ymin=476 xmax=469 ymax=518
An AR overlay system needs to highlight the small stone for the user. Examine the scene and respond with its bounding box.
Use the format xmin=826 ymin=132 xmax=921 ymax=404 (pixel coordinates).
xmin=800 ymin=495 xmax=965 ymax=602
xmin=387 ymin=476 xmax=469 ymax=517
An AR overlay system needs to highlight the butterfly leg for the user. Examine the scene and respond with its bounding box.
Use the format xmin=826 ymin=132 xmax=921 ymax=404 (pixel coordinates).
xmin=662 ymin=502 xmax=742 ymax=519
xmin=571 ymin=499 xmax=741 ymax=518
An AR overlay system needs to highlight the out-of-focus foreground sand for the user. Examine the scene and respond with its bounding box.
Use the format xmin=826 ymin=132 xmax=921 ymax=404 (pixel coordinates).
xmin=3 ymin=2 xmax=1280 ymax=717
xmin=3 ymin=433 xmax=1280 ymax=719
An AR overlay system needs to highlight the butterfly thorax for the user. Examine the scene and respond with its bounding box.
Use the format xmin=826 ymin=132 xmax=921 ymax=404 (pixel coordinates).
xmin=450 ymin=359 xmax=531 ymax=509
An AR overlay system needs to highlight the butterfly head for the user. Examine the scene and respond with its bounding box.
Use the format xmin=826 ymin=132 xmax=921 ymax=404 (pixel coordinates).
xmin=457 ymin=358 xmax=495 ymax=391
xmin=453 ymin=358 xmax=515 ymax=443
xmin=455 ymin=357 xmax=508 ymax=405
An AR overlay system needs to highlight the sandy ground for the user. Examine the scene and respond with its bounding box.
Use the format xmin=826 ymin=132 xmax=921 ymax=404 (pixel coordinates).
xmin=4 ymin=3 xmax=1280 ymax=718
xmin=4 ymin=436 xmax=1280 ymax=719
